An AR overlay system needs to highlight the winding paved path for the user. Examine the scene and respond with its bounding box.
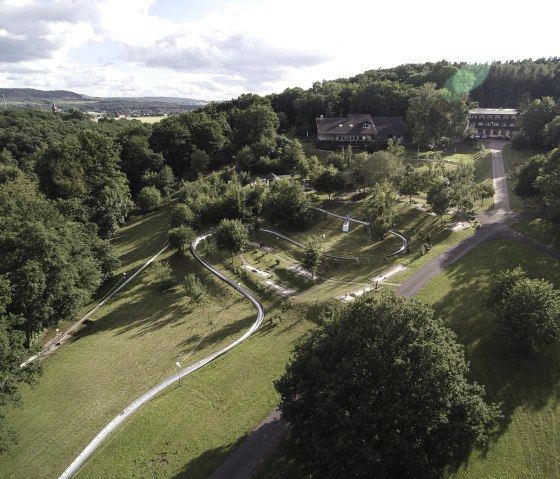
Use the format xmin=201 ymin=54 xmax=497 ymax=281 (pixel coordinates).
xmin=399 ymin=140 xmax=519 ymax=297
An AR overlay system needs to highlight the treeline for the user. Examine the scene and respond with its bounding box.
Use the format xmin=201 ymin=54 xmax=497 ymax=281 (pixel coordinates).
xmin=513 ymin=95 xmax=560 ymax=221
xmin=266 ymin=58 xmax=560 ymax=135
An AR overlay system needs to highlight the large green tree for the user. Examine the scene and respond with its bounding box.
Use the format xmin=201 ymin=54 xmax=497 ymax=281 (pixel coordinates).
xmin=406 ymin=83 xmax=470 ymax=148
xmin=0 ymin=178 xmax=106 ymax=346
xmin=487 ymin=267 xmax=560 ymax=350
xmin=535 ymin=148 xmax=560 ymax=221
xmin=0 ymin=275 xmax=41 ymax=454
xmin=313 ymin=166 xmax=345 ymax=199
xmin=514 ymin=97 xmax=558 ymax=148
xmin=265 ymin=179 xmax=313 ymax=228
xmin=276 ymin=292 xmax=500 ymax=479
xmin=213 ymin=218 xmax=250 ymax=261
xmin=302 ymin=236 xmax=322 ymax=279
xmin=364 ymin=181 xmax=396 ymax=240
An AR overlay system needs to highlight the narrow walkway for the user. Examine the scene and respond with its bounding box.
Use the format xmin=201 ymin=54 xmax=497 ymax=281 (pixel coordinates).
xmin=208 ymin=410 xmax=289 ymax=479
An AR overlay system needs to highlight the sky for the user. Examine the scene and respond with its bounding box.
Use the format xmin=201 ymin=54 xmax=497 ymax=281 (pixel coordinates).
xmin=0 ymin=0 xmax=558 ymax=101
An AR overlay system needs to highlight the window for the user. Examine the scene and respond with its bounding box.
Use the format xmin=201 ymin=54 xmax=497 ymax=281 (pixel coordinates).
xmin=363 ymin=123 xmax=370 ymax=128
xmin=478 ymin=122 xmax=483 ymax=126
xmin=480 ymin=115 xmax=486 ymax=119
xmin=509 ymin=123 xmax=514 ymax=127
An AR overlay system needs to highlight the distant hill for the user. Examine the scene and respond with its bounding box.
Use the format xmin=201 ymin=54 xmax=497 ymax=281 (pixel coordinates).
xmin=0 ymin=88 xmax=207 ymax=114
xmin=0 ymin=88 xmax=92 ymax=101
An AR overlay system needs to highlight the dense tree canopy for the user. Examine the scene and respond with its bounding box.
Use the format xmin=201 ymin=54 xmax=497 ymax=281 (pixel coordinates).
xmin=213 ymin=218 xmax=250 ymax=259
xmin=406 ymin=83 xmax=470 ymax=148
xmin=276 ymin=292 xmax=499 ymax=479
xmin=264 ymin=179 xmax=313 ymax=228
xmin=487 ymin=267 xmax=560 ymax=350
xmin=0 ymin=275 xmax=41 ymax=454
xmin=0 ymin=178 xmax=113 ymax=346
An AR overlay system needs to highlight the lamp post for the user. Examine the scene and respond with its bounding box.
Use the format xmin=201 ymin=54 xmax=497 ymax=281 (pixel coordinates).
xmin=175 ymin=361 xmax=181 ymax=386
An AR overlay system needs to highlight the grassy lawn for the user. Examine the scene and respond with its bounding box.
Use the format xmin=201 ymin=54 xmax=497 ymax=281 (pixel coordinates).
xmin=1 ymin=196 xmax=479 ymax=479
xmin=253 ymin=240 xmax=560 ymax=479
xmin=511 ymin=218 xmax=560 ymax=251
xmin=0 ymin=208 xmax=256 ymax=479
xmin=76 ymin=306 xmax=314 ymax=479
xmin=419 ymin=240 xmax=560 ymax=479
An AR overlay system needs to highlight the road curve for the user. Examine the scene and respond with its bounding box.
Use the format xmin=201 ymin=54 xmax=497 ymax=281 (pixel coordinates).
xmin=58 ymin=233 xmax=264 ymax=479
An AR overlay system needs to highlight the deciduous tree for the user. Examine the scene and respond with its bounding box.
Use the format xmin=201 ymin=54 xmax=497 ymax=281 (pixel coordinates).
xmin=136 ymin=186 xmax=162 ymax=213
xmin=183 ymin=273 xmax=207 ymax=306
xmin=487 ymin=267 xmax=560 ymax=350
xmin=276 ymin=292 xmax=500 ymax=479
xmin=213 ymin=219 xmax=250 ymax=262
xmin=265 ymin=179 xmax=313 ymax=228
xmin=303 ymin=236 xmax=322 ymax=279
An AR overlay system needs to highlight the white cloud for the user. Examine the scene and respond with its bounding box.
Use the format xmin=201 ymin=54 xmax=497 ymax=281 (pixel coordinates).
xmin=0 ymin=0 xmax=558 ymax=100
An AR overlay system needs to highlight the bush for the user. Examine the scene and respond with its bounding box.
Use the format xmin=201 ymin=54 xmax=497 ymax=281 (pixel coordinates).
xmin=136 ymin=186 xmax=161 ymax=213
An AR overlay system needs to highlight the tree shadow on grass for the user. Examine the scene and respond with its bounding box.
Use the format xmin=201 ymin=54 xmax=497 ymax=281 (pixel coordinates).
xmin=165 ymin=442 xmax=239 ymax=479
xmin=111 ymin=209 xmax=172 ymax=265
xmin=70 ymin=249 xmax=256 ymax=345
xmin=429 ymin=239 xmax=560 ymax=456
xmin=176 ymin=313 xmax=254 ymax=354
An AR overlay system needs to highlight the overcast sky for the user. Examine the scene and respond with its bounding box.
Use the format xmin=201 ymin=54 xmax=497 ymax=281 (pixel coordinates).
xmin=1 ymin=0 xmax=558 ymax=101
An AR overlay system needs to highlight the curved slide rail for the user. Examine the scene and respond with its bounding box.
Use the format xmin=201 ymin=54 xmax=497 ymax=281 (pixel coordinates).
xmin=259 ymin=226 xmax=408 ymax=261
xmin=59 ymin=233 xmax=264 ymax=479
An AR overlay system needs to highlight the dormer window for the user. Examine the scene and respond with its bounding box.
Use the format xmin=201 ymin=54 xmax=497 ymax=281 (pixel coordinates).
xmin=362 ymin=122 xmax=370 ymax=128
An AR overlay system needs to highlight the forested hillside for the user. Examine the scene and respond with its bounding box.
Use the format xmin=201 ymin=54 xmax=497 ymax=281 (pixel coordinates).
xmin=1 ymin=57 xmax=560 ymax=456
xmin=267 ymin=58 xmax=560 ymax=134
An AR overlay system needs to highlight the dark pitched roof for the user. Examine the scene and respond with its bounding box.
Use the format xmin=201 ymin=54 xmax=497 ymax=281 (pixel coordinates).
xmin=371 ymin=116 xmax=406 ymax=137
xmin=316 ymin=114 xmax=376 ymax=136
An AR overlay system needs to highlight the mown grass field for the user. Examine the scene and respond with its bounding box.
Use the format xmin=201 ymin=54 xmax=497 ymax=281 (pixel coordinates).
xmin=0 ymin=208 xmax=256 ymax=479
xmin=512 ymin=218 xmax=560 ymax=251
xmin=254 ymin=239 xmax=560 ymax=479
xmin=1 ymin=190 xmax=478 ymax=478
xmin=126 ymin=116 xmax=168 ymax=123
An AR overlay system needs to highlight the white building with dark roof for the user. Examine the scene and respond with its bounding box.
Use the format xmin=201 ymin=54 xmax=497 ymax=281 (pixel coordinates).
xmin=315 ymin=114 xmax=405 ymax=143
xmin=468 ymin=108 xmax=517 ymax=138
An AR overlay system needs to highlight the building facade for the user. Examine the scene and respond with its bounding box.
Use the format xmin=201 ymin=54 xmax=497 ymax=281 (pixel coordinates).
xmin=468 ymin=108 xmax=517 ymax=138
xmin=315 ymin=114 xmax=405 ymax=143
